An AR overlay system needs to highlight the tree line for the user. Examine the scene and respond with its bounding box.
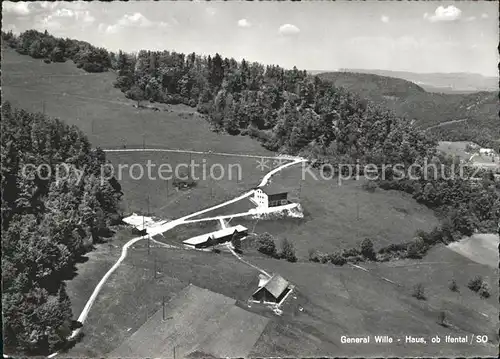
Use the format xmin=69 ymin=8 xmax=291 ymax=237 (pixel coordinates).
xmin=4 ymin=28 xmax=499 ymax=239
xmin=1 ymin=102 xmax=122 ymax=355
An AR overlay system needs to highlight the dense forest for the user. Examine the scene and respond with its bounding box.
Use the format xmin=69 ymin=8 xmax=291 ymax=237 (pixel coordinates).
xmin=318 ymin=72 xmax=499 ymax=149
xmin=1 ymin=29 xmax=499 ymax=353
xmin=2 ymin=29 xmax=497 ymax=149
xmin=1 ymin=102 xmax=122 ymax=354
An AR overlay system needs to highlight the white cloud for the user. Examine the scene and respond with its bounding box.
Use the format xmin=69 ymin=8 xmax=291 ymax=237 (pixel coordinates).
xmin=278 ymin=23 xmax=300 ymax=36
xmin=36 ymin=7 xmax=96 ymax=31
xmin=381 ymin=15 xmax=390 ymax=23
xmin=481 ymin=13 xmax=489 ymax=19
xmin=464 ymin=16 xmax=476 ymax=22
xmin=102 ymin=13 xmax=170 ymax=34
xmin=424 ymin=5 xmax=462 ymax=22
xmin=53 ymin=8 xmax=75 ymax=18
xmin=3 ymin=2 xmax=31 ymax=16
xmin=237 ymin=18 xmax=252 ymax=28
xmin=118 ymin=12 xmax=153 ymax=28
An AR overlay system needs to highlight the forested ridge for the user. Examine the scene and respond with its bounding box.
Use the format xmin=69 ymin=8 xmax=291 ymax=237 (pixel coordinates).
xmin=1 ymin=29 xmax=499 ymax=354
xmin=1 ymin=102 xmax=122 ymax=354
xmin=2 ymin=28 xmax=499 ymax=235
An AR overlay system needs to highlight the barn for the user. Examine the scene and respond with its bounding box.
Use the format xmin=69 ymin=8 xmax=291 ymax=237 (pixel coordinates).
xmin=252 ymin=275 xmax=291 ymax=304
xmin=252 ymin=184 xmax=291 ymax=209
xmin=183 ymin=225 xmax=248 ymax=248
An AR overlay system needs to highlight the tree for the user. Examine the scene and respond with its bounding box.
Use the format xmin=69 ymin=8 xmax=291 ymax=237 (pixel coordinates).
xmin=437 ymin=311 xmax=446 ymax=326
xmin=412 ymin=283 xmax=426 ymax=300
xmin=360 ymin=238 xmax=376 ymax=260
xmin=50 ymin=47 xmax=65 ymax=62
xmin=467 ymin=276 xmax=483 ymax=292
xmin=256 ymin=232 xmax=277 ymax=257
xmin=448 ymin=279 xmax=459 ymax=292
xmin=126 ymin=85 xmax=145 ymax=107
xmin=280 ymin=238 xmax=297 ymax=262
xmin=478 ymin=282 xmax=490 ymax=298
xmin=231 ymin=233 xmax=242 ymax=253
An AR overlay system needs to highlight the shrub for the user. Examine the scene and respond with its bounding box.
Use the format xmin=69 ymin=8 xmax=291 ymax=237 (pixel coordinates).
xmin=412 ymin=283 xmax=426 ymax=300
xmin=172 ymin=172 xmax=197 ymax=190
xmin=342 ymin=247 xmax=360 ymax=258
xmin=256 ymin=233 xmax=277 ymax=257
xmin=280 ymin=238 xmax=297 ymax=262
xmin=362 ymin=180 xmax=378 ymax=193
xmin=308 ymin=248 xmax=319 ymax=262
xmin=329 ymin=252 xmax=347 ymax=266
xmin=231 ymin=236 xmax=242 ymax=253
xmin=478 ymin=282 xmax=490 ymax=298
xmin=360 ymin=238 xmax=376 ymax=260
xmin=81 ymin=62 xmax=105 ymax=73
xmin=437 ymin=311 xmax=447 ymax=326
xmin=406 ymin=238 xmax=428 ymax=259
xmin=467 ymin=276 xmax=483 ymax=292
xmin=448 ymin=279 xmax=459 ymax=292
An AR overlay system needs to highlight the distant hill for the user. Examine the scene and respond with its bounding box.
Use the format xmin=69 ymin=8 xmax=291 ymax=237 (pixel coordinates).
xmin=330 ymin=69 xmax=498 ymax=94
xmin=317 ymin=71 xmax=499 ymax=148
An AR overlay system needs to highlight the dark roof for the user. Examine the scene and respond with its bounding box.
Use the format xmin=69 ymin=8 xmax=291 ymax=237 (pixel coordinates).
xmin=259 ymin=183 xmax=294 ymax=196
xmin=259 ymin=275 xmax=289 ymax=299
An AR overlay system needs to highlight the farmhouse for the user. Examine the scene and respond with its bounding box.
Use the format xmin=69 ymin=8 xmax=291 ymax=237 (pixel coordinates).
xmin=252 ymin=275 xmax=291 ymax=304
xmin=252 ymin=184 xmax=292 ymax=209
xmin=183 ymin=225 xmax=248 ymax=248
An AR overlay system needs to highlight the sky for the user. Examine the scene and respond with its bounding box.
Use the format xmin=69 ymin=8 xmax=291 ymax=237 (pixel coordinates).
xmin=2 ymin=1 xmax=498 ymax=76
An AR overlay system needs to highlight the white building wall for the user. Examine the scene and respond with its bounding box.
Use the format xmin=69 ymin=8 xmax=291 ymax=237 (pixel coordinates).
xmin=254 ymin=189 xmax=268 ymax=209
xmin=480 ymin=148 xmax=495 ymax=156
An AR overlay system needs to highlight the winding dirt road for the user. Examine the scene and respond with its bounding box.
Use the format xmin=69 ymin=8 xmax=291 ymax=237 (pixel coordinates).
xmin=48 ymin=153 xmax=306 ymax=357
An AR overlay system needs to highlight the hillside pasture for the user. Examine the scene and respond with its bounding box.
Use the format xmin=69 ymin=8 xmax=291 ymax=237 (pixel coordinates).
xmin=106 ymin=151 xmax=265 ymax=220
xmin=248 ymin=255 xmax=498 ymax=357
xmin=66 ymin=245 xmax=261 ymax=356
xmin=234 ymin=165 xmax=440 ymax=258
xmin=2 ymin=47 xmax=272 ymax=156
xmin=110 ymin=285 xmax=269 ymax=358
xmin=364 ymin=243 xmax=499 ymax=340
xmin=447 ymin=233 xmax=499 ymax=268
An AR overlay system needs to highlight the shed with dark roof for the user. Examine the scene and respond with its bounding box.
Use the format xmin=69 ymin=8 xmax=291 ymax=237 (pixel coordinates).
xmin=251 ymin=275 xmax=291 ymax=303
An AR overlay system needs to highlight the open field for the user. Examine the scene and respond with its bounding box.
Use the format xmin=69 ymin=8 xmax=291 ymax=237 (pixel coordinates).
xmin=447 ymin=233 xmax=499 ymax=268
xmin=364 ymin=244 xmax=499 ymax=340
xmin=437 ymin=141 xmax=473 ymax=161
xmin=247 ymin=254 xmax=498 ymax=357
xmin=110 ymin=285 xmax=269 ymax=358
xmin=106 ymin=151 xmax=266 ymax=220
xmin=65 ymin=245 xmax=261 ymax=356
xmin=65 ymin=227 xmax=136 ymax=319
xmin=2 ymin=47 xmax=272 ymax=156
xmin=235 ymin=165 xmax=440 ymax=258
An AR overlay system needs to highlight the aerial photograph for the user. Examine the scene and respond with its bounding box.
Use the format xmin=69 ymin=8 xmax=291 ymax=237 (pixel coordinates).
xmin=1 ymin=1 xmax=499 ymax=357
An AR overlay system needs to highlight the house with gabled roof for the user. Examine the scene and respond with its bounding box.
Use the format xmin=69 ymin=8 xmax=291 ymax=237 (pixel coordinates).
xmin=251 ymin=274 xmax=291 ymax=304
xmin=252 ymin=183 xmax=293 ymax=209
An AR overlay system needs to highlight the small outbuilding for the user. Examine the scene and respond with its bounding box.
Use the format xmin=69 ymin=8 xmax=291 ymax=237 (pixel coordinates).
xmin=252 ymin=275 xmax=291 ymax=304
